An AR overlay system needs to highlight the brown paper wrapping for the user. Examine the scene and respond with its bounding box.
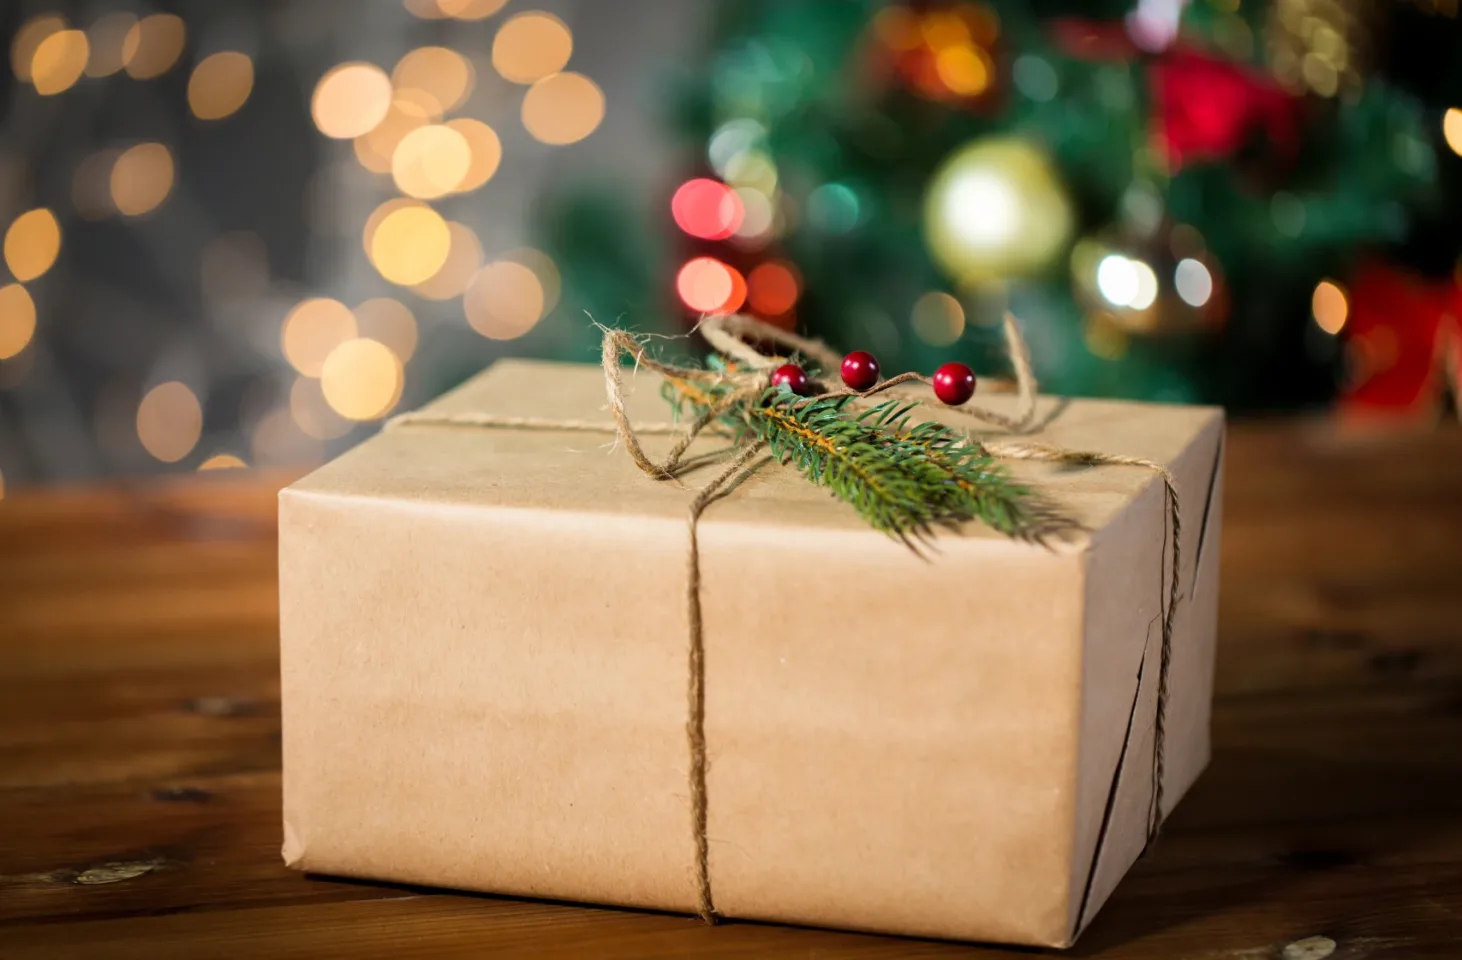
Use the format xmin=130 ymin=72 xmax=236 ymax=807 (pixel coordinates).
xmin=278 ymin=359 xmax=1224 ymax=948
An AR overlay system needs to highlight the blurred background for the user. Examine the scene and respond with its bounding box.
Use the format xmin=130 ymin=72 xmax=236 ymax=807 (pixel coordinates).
xmin=0 ymin=0 xmax=1459 ymax=493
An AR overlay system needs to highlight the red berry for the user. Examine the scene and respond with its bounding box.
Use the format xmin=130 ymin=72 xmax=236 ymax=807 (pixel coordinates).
xmin=840 ymin=350 xmax=880 ymax=391
xmin=932 ymin=362 xmax=976 ymax=406
xmin=769 ymin=363 xmax=809 ymax=395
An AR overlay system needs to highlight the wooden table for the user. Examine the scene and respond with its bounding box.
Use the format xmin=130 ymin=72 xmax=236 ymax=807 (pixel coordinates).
xmin=3 ymin=424 xmax=1461 ymax=959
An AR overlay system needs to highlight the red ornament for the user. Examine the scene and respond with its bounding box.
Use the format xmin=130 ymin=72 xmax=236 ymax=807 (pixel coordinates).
xmin=1148 ymin=48 xmax=1302 ymax=172
xmin=932 ymin=362 xmax=977 ymax=406
xmin=840 ymin=350 xmax=881 ymax=391
xmin=770 ymin=363 xmax=809 ymax=395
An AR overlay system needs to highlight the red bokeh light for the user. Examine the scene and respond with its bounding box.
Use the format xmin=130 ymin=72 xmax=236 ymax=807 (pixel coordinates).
xmin=747 ymin=260 xmax=801 ymax=316
xmin=671 ymin=178 xmax=744 ymax=241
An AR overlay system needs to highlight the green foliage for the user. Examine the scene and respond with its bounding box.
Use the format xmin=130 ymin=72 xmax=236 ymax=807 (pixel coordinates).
xmin=661 ymin=370 xmax=1067 ymax=543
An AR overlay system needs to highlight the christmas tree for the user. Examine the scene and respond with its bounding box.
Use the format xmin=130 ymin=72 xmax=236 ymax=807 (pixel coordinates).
xmin=544 ymin=0 xmax=1462 ymax=415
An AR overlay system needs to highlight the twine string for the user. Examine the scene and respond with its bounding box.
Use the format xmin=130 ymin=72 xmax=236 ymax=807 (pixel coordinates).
xmin=385 ymin=312 xmax=1183 ymax=919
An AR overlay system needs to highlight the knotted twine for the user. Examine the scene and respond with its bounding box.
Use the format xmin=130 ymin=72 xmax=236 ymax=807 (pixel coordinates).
xmin=386 ymin=313 xmax=1181 ymax=922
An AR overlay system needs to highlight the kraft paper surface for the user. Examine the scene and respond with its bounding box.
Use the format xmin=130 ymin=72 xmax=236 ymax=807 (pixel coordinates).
xmin=278 ymin=359 xmax=1225 ymax=947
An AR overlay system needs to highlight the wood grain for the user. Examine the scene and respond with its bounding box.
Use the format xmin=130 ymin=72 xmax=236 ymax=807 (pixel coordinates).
xmin=2 ymin=428 xmax=1460 ymax=958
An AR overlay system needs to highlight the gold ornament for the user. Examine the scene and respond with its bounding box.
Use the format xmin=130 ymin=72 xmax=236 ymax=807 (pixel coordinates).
xmin=1070 ymin=224 xmax=1227 ymax=339
xmin=923 ymin=137 xmax=1074 ymax=284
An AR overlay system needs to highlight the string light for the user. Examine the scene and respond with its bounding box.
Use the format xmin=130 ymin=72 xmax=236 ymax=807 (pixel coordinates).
xmin=370 ymin=204 xmax=452 ymax=286
xmin=391 ymin=124 xmax=472 ymax=199
xmin=12 ymin=15 xmax=65 ymax=83
xmin=1312 ymin=279 xmax=1348 ymax=335
xmin=85 ymin=12 xmax=136 ymax=78
xmin=188 ymin=52 xmax=254 ymax=120
xmin=110 ymin=143 xmax=174 ymax=216
xmin=320 ymin=339 xmax=403 ymax=421
xmin=354 ymin=98 xmax=427 ymax=173
xmin=282 ymin=298 xmax=357 ymax=377
xmin=122 ymin=14 xmax=186 ymax=80
xmin=353 ymin=298 xmax=418 ymax=363
xmin=0 ymin=284 xmax=37 ymax=360
xmin=911 ymin=291 xmax=965 ymax=346
xmin=4 ymin=210 xmax=61 ymax=282
xmin=465 ymin=260 xmax=545 ymax=340
xmin=411 ymin=221 xmax=482 ymax=300
xmin=1444 ymin=108 xmax=1462 ymax=158
xmin=393 ymin=47 xmax=474 ymax=116
xmin=672 ymin=179 xmax=744 ymax=241
xmin=445 ymin=119 xmax=502 ymax=192
xmin=312 ymin=62 xmax=393 ymax=139
xmin=492 ymin=12 xmax=572 ymax=84
xmin=522 ymin=72 xmax=605 ymax=145
xmin=198 ymin=454 xmax=247 ymax=471
xmin=30 ymin=29 xmax=89 ymax=95
xmin=137 ymin=381 xmax=203 ymax=463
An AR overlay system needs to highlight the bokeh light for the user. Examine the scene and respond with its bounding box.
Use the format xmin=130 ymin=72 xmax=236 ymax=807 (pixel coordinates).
xmin=188 ymin=51 xmax=254 ymax=120
xmin=672 ymin=179 xmax=744 ymax=241
xmin=446 ymin=119 xmax=502 ymax=192
xmin=500 ymin=248 xmax=561 ymax=315
xmin=353 ymin=298 xmax=418 ymax=363
xmin=136 ymin=381 xmax=203 ymax=463
xmin=4 ymin=209 xmax=61 ymax=282
xmin=282 ymin=298 xmax=358 ymax=377
xmin=522 ymin=72 xmax=605 ymax=145
xmin=733 ymin=187 xmax=775 ymax=240
xmin=85 ymin=12 xmax=136 ymax=78
xmin=250 ymin=407 xmax=322 ymax=466
xmin=312 ymin=62 xmax=393 ymax=139
xmin=290 ymin=376 xmax=352 ymax=439
xmin=354 ymin=98 xmax=427 ymax=172
xmin=1444 ymin=108 xmax=1462 ymax=158
xmin=369 ymin=204 xmax=452 ymax=285
xmin=492 ymin=12 xmax=572 ymax=84
xmin=747 ymin=261 xmax=800 ymax=316
xmin=31 ymin=29 xmax=89 ymax=95
xmin=911 ymin=291 xmax=965 ymax=346
xmin=110 ymin=143 xmax=174 ymax=216
xmin=72 ymin=149 xmax=120 ymax=219
xmin=198 ymin=453 xmax=247 ymax=471
xmin=1312 ymin=280 xmax=1348 ymax=335
xmin=393 ymin=46 xmax=474 ymax=116
xmin=122 ymin=14 xmax=186 ymax=80
xmin=12 ymin=15 xmax=64 ymax=83
xmin=1174 ymin=258 xmax=1213 ymax=307
xmin=677 ymin=257 xmax=744 ymax=314
xmin=0 ymin=284 xmax=37 ymax=360
xmin=403 ymin=0 xmax=451 ymax=18
xmin=411 ymin=221 xmax=483 ymax=300
xmin=391 ymin=124 xmax=472 ymax=199
xmin=465 ymin=260 xmax=546 ymax=340
xmin=440 ymin=0 xmax=511 ymax=19
xmin=934 ymin=44 xmax=991 ymax=97
xmin=320 ymin=338 xmax=403 ymax=420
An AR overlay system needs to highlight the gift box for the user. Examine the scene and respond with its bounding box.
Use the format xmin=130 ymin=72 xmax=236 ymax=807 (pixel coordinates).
xmin=278 ymin=353 xmax=1224 ymax=948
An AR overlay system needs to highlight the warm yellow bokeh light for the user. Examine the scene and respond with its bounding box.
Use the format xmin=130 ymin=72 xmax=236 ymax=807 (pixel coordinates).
xmin=201 ymin=231 xmax=269 ymax=302
xmin=110 ymin=143 xmax=174 ymax=216
xmin=312 ymin=62 xmax=392 ymax=139
xmin=251 ymin=407 xmax=322 ymax=466
xmin=910 ymin=290 xmax=966 ymax=346
xmin=370 ymin=205 xmax=452 ymax=285
xmin=522 ymin=72 xmax=605 ymax=145
xmin=282 ymin=298 xmax=357 ymax=377
xmin=492 ymin=12 xmax=572 ymax=84
xmin=412 ymin=221 xmax=482 ymax=300
xmin=122 ymin=14 xmax=186 ymax=80
xmin=1444 ymin=108 xmax=1462 ymax=158
xmin=1312 ymin=280 xmax=1348 ymax=335
xmin=290 ymin=376 xmax=352 ymax=439
xmin=72 ymin=149 xmax=120 ymax=219
xmin=353 ymin=99 xmax=428 ymax=173
xmin=198 ymin=453 xmax=247 ymax=470
xmin=188 ymin=51 xmax=253 ymax=120
xmin=85 ymin=12 xmax=136 ymax=78
xmin=393 ymin=46 xmax=474 ymax=116
xmin=363 ymin=198 xmax=420 ymax=259
xmin=12 ymin=14 xmax=64 ymax=83
xmin=321 ymin=338 xmax=403 ymax=421
xmin=935 ymin=44 xmax=990 ymax=96
xmin=440 ymin=0 xmax=511 ymax=20
xmin=501 ymin=248 xmax=562 ymax=316
xmin=4 ymin=210 xmax=61 ymax=283
xmin=403 ymin=0 xmax=451 ymax=18
xmin=0 ymin=284 xmax=37 ymax=360
xmin=445 ymin=119 xmax=502 ymax=192
xmin=354 ymin=297 xmax=418 ymax=363
xmin=465 ymin=260 xmax=546 ymax=340
xmin=31 ymin=29 xmax=89 ymax=95
xmin=391 ymin=124 xmax=471 ymax=199
xmin=137 ymin=381 xmax=203 ymax=463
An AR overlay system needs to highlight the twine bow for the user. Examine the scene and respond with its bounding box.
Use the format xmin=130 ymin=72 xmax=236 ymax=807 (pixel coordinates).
xmin=387 ymin=313 xmax=1181 ymax=922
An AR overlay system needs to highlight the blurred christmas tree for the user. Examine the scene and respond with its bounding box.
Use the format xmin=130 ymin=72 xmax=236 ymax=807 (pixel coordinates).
xmin=546 ymin=0 xmax=1462 ymax=414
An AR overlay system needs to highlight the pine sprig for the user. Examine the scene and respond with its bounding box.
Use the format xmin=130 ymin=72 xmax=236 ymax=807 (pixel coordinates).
xmin=661 ymin=373 xmax=1070 ymax=544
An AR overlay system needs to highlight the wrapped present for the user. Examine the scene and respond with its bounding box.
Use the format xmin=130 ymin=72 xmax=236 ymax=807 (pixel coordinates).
xmin=279 ymin=318 xmax=1224 ymax=948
